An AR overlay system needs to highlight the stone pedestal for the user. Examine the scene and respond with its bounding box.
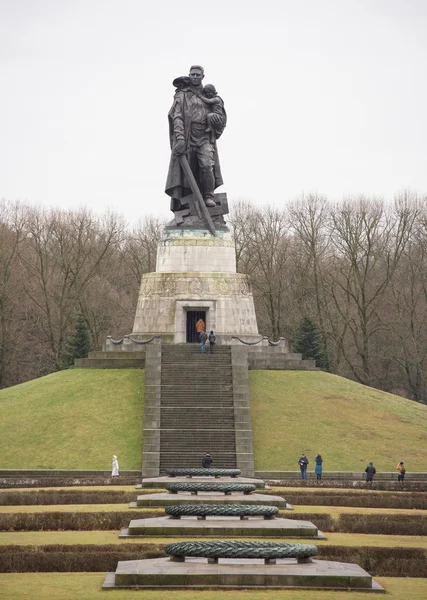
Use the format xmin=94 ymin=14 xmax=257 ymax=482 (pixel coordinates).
xmin=132 ymin=228 xmax=259 ymax=343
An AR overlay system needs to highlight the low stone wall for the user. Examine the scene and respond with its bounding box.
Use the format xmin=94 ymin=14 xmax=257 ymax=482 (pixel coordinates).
xmin=247 ymin=346 xmax=316 ymax=370
xmin=0 ymin=470 xmax=141 ymax=478
xmin=257 ymin=471 xmax=427 ymax=481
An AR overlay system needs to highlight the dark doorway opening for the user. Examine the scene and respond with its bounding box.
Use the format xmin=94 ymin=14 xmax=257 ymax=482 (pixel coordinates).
xmin=186 ymin=310 xmax=206 ymax=343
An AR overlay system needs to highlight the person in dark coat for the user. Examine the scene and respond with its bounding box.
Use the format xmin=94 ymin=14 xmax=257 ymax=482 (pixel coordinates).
xmin=208 ymin=330 xmax=216 ymax=354
xmin=365 ymin=462 xmax=376 ymax=482
xmin=396 ymin=461 xmax=406 ymax=482
xmin=202 ymin=453 xmax=213 ymax=469
xmin=315 ymin=454 xmax=323 ymax=481
xmin=298 ymin=453 xmax=309 ymax=480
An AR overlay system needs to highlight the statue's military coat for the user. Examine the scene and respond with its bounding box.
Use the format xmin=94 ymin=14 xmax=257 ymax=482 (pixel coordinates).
xmin=165 ymin=85 xmax=225 ymax=211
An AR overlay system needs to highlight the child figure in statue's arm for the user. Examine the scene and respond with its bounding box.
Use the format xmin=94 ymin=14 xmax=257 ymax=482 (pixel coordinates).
xmin=201 ymin=84 xmax=225 ymax=136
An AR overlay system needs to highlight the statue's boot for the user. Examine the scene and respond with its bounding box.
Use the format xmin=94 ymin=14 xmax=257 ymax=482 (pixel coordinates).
xmin=201 ymin=167 xmax=216 ymax=208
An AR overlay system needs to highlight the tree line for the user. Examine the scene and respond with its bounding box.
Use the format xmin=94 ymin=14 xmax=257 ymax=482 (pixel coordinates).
xmin=1 ymin=193 xmax=426 ymax=403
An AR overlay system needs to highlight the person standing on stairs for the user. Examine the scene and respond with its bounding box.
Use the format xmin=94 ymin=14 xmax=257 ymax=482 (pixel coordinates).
xmin=196 ymin=318 xmax=205 ymax=335
xmin=202 ymin=453 xmax=213 ymax=469
xmin=199 ymin=329 xmax=208 ymax=352
xmin=208 ymin=330 xmax=216 ymax=353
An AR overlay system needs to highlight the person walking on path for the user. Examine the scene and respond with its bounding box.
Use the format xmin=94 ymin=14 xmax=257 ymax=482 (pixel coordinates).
xmin=365 ymin=461 xmax=376 ymax=482
xmin=396 ymin=461 xmax=406 ymax=482
xmin=315 ymin=454 xmax=323 ymax=481
xmin=196 ymin=318 xmax=205 ymax=334
xmin=199 ymin=330 xmax=208 ymax=352
xmin=208 ymin=330 xmax=216 ymax=354
xmin=202 ymin=453 xmax=213 ymax=469
xmin=111 ymin=455 xmax=119 ymax=477
xmin=298 ymin=453 xmax=309 ymax=480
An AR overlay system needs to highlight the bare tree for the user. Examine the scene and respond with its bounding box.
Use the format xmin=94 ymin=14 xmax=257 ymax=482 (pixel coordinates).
xmin=0 ymin=201 xmax=28 ymax=385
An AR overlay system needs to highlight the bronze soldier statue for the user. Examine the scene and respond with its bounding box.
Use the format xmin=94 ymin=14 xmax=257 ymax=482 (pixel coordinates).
xmin=165 ymin=65 xmax=228 ymax=231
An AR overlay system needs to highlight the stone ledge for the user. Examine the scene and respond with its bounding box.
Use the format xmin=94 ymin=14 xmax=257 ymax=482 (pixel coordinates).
xmin=102 ymin=558 xmax=385 ymax=591
xmin=119 ymin=516 xmax=324 ymax=539
xmin=132 ymin=493 xmax=292 ymax=509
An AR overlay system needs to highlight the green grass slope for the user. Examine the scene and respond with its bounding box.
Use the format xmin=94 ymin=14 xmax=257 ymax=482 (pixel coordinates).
xmin=250 ymin=371 xmax=427 ymax=472
xmin=1 ymin=368 xmax=427 ymax=472
xmin=0 ymin=370 xmax=144 ymax=470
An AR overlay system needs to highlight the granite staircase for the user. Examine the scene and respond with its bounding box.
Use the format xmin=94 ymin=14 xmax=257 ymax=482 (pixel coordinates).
xmin=159 ymin=345 xmax=237 ymax=471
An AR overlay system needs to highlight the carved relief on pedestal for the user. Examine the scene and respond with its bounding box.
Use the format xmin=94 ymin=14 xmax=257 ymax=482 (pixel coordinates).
xmin=137 ymin=273 xmax=251 ymax=299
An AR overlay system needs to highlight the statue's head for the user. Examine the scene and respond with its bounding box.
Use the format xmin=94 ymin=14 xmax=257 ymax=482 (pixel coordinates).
xmin=203 ymin=84 xmax=217 ymax=98
xmin=189 ymin=65 xmax=204 ymax=87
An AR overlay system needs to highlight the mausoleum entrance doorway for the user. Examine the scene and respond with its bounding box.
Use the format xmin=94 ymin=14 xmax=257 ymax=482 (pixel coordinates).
xmin=186 ymin=310 xmax=206 ymax=343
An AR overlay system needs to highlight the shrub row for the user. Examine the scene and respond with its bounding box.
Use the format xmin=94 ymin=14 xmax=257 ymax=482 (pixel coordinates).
xmin=281 ymin=511 xmax=427 ymax=535
xmin=0 ymin=510 xmax=160 ymax=531
xmin=0 ymin=544 xmax=425 ymax=577
xmin=282 ymin=491 xmax=427 ymax=510
xmin=0 ymin=490 xmax=137 ymax=506
xmin=336 ymin=513 xmax=427 ymax=535
xmin=2 ymin=510 xmax=425 ymax=535
xmin=0 ymin=544 xmax=164 ymax=573
xmin=317 ymin=546 xmax=427 ymax=578
xmin=3 ymin=488 xmax=426 ymax=510
xmin=279 ymin=512 xmax=334 ymax=532
xmin=268 ymin=480 xmax=427 ymax=492
xmin=0 ymin=477 xmax=139 ymax=489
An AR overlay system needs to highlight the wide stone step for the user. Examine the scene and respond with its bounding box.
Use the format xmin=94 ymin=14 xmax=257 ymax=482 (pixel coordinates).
xmin=160 ymin=431 xmax=236 ymax=439
xmin=161 ymin=402 xmax=234 ymax=408
xmin=160 ymin=438 xmax=236 ymax=447
xmin=161 ymin=384 xmax=233 ymax=389
xmin=161 ymin=423 xmax=235 ymax=430
xmin=161 ymin=365 xmax=232 ymax=370
xmin=159 ymin=456 xmax=237 ymax=469
xmin=162 ymin=407 xmax=234 ymax=414
xmin=161 ymin=390 xmax=233 ymax=395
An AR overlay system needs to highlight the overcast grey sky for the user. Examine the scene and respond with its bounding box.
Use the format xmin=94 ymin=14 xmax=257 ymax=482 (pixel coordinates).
xmin=1 ymin=0 xmax=426 ymax=224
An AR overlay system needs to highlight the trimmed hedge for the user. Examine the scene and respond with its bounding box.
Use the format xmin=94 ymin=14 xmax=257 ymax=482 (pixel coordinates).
xmin=0 ymin=490 xmax=137 ymax=506
xmin=317 ymin=546 xmax=427 ymax=578
xmin=0 ymin=544 xmax=425 ymax=577
xmin=278 ymin=512 xmax=334 ymax=532
xmin=268 ymin=479 xmax=427 ymax=491
xmin=0 ymin=544 xmax=164 ymax=573
xmin=282 ymin=491 xmax=427 ymax=510
xmin=0 ymin=511 xmax=159 ymax=531
xmin=336 ymin=513 xmax=427 ymax=535
xmin=2 ymin=488 xmax=425 ymax=510
xmin=1 ymin=509 xmax=425 ymax=535
xmin=0 ymin=477 xmax=139 ymax=489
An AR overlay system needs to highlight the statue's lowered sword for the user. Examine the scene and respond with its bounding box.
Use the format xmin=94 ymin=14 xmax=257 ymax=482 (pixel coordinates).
xmin=179 ymin=154 xmax=216 ymax=236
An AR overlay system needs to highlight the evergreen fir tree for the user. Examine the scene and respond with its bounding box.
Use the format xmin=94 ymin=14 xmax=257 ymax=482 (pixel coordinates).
xmin=293 ymin=317 xmax=330 ymax=370
xmin=62 ymin=313 xmax=91 ymax=367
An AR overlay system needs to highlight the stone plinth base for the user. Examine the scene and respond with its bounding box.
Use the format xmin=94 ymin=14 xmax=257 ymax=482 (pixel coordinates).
xmin=131 ymin=492 xmax=291 ymax=509
xmin=137 ymin=476 xmax=266 ymax=489
xmin=120 ymin=516 xmax=324 ymax=538
xmin=102 ymin=558 xmax=384 ymax=591
xmin=132 ymin=228 xmax=259 ymax=344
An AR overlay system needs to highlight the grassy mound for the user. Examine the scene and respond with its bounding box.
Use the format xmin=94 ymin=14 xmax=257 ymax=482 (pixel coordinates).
xmin=1 ymin=368 xmax=427 ymax=472
xmin=250 ymin=371 xmax=427 ymax=471
xmin=0 ymin=370 xmax=144 ymax=470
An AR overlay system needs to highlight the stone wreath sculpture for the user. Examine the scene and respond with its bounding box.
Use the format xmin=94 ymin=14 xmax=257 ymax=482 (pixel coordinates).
xmin=166 ymin=482 xmax=256 ymax=495
xmin=165 ymin=541 xmax=318 ymax=564
xmin=165 ymin=468 xmax=241 ymax=478
xmin=165 ymin=504 xmax=279 ymax=519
